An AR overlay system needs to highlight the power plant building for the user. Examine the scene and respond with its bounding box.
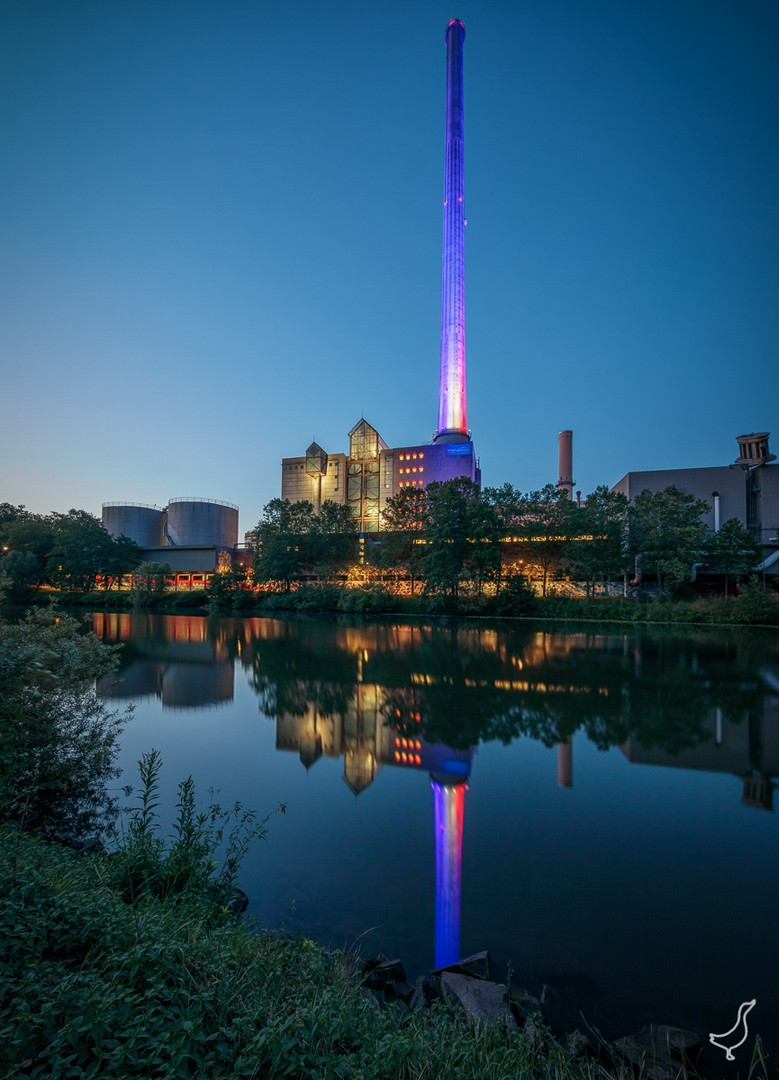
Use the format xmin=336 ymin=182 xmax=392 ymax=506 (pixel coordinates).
xmin=102 ymin=497 xmax=241 ymax=581
xmin=280 ymin=21 xmax=479 ymax=530
xmin=612 ymin=433 xmax=779 ymax=548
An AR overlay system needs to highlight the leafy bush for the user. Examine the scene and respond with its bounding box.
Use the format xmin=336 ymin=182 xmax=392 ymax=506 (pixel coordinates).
xmin=337 ymin=585 xmax=400 ymax=614
xmin=168 ymin=590 xmax=210 ymax=611
xmin=488 ymin=575 xmax=537 ymax=616
xmin=106 ymin=749 xmax=283 ymax=907
xmin=0 ymin=608 xmax=129 ymax=841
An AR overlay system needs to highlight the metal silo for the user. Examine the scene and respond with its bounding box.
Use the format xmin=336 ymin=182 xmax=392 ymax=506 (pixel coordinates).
xmin=102 ymin=503 xmax=165 ymax=546
xmin=165 ymin=498 xmax=238 ymax=548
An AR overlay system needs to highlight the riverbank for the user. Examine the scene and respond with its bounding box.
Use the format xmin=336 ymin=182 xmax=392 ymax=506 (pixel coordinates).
xmin=2 ymin=825 xmax=725 ymax=1080
xmin=3 ymin=611 xmax=774 ymax=1077
xmin=13 ymin=580 xmax=779 ymax=627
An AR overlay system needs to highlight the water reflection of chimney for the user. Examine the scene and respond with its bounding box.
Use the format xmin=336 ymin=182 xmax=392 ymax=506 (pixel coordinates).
xmin=431 ymin=776 xmax=466 ymax=969
xmin=429 ymin=746 xmax=472 ymax=970
xmin=556 ymin=739 xmax=573 ymax=788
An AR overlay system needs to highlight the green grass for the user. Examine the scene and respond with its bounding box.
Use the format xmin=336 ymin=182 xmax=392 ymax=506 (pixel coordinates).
xmin=2 ymin=820 xmax=682 ymax=1080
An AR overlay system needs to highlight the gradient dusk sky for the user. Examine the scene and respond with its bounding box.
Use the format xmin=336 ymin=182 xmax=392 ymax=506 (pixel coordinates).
xmin=2 ymin=0 xmax=777 ymax=534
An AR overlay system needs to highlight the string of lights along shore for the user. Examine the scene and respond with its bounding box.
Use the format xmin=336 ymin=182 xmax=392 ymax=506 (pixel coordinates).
xmin=436 ymin=19 xmax=468 ymax=444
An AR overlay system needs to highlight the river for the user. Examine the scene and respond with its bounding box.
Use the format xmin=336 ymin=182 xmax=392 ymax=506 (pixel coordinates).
xmin=92 ymin=611 xmax=779 ymax=1066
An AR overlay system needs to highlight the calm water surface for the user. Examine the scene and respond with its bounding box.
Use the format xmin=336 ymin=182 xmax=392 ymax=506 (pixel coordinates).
xmin=93 ymin=612 xmax=779 ymax=1066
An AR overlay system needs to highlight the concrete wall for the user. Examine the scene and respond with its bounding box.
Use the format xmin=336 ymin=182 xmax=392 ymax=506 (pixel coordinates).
xmin=281 ymin=454 xmax=347 ymax=508
xmin=612 ymin=462 xmax=779 ymax=544
xmin=756 ymin=464 xmax=779 ymax=542
xmin=611 ymin=466 xmax=746 ymax=533
xmin=137 ymin=546 xmax=221 ymax=572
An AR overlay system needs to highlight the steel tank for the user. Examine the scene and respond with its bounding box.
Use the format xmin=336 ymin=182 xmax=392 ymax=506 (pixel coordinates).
xmin=165 ymin=498 xmax=238 ymax=548
xmin=102 ymin=503 xmax=165 ymax=546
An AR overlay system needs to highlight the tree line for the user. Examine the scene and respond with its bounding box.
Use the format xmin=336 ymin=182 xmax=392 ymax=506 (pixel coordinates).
xmin=1 ymin=482 xmax=763 ymax=601
xmin=254 ymin=480 xmax=763 ymax=598
xmin=0 ymin=504 xmax=142 ymax=593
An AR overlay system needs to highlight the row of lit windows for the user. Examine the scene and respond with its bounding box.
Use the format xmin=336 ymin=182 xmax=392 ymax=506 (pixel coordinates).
xmin=398 ymin=452 xmax=424 ymax=461
xmin=395 ymin=737 xmax=422 ymax=751
xmin=393 ymin=710 xmax=422 ymax=722
xmin=399 ymin=466 xmax=423 ymax=474
xmin=395 ymin=751 xmax=423 ymax=766
xmin=399 ymin=480 xmax=424 ymax=488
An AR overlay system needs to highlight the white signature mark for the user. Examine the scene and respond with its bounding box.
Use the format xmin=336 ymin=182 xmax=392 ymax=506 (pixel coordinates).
xmin=709 ymin=1000 xmax=756 ymax=1061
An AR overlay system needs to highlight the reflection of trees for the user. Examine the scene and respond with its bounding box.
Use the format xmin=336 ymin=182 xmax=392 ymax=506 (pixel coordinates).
xmin=379 ymin=633 xmax=633 ymax=751
xmin=95 ymin=613 xmax=778 ymax=759
xmin=623 ymin=631 xmax=767 ymax=753
xmin=245 ymin=622 xmax=777 ymax=758
xmin=245 ymin=634 xmax=357 ymax=721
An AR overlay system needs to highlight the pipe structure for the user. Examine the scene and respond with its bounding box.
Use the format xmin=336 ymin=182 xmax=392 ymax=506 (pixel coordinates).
xmin=712 ymin=491 xmax=721 ymax=533
xmin=435 ymin=20 xmax=469 ymax=444
xmin=557 ymin=430 xmax=574 ymax=498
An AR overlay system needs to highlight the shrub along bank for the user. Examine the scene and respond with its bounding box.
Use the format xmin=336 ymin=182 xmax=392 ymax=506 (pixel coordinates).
xmin=44 ymin=578 xmax=779 ymax=626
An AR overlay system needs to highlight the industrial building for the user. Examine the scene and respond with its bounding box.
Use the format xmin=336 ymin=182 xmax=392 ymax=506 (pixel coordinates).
xmin=612 ymin=432 xmax=779 ymax=569
xmin=280 ymin=21 xmax=479 ymax=532
xmin=101 ymin=497 xmax=241 ymax=586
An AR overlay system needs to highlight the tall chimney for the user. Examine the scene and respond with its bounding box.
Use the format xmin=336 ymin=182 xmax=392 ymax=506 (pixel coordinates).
xmin=435 ymin=20 xmax=469 ymax=444
xmin=557 ymin=429 xmax=574 ymax=498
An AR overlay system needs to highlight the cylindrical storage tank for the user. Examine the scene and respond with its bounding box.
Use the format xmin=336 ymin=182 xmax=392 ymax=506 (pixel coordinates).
xmin=102 ymin=503 xmax=165 ymax=546
xmin=166 ymin=498 xmax=238 ymax=548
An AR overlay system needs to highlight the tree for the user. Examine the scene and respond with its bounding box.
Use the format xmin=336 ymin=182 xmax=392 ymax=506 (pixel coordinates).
xmin=706 ymin=518 xmax=762 ymax=596
xmin=0 ymin=550 xmax=42 ymax=594
xmin=0 ymin=502 xmax=31 ymax=541
xmin=421 ymin=479 xmax=500 ymax=597
xmin=374 ymin=489 xmax=426 ymax=592
xmin=310 ymin=501 xmax=356 ymax=581
xmin=254 ymin=499 xmax=316 ymax=590
xmin=3 ymin=514 xmax=56 ymax=588
xmin=132 ymin=560 xmax=172 ymax=603
xmin=567 ymin=486 xmax=629 ymax=596
xmin=253 ymin=498 xmax=356 ymax=590
xmin=47 ymin=510 xmax=117 ymax=592
xmin=207 ymin=563 xmax=250 ymax=613
xmin=628 ymin=486 xmax=709 ymax=597
xmin=516 ymin=484 xmax=577 ymax=597
xmin=101 ymin=533 xmax=142 ymax=590
xmin=483 ymin=483 xmax=524 ymax=534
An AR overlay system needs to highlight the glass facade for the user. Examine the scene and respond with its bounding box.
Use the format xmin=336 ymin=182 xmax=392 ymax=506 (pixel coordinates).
xmin=347 ymin=421 xmax=384 ymax=532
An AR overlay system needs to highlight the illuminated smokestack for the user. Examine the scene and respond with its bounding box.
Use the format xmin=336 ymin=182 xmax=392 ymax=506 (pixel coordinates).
xmin=557 ymin=429 xmax=574 ymax=498
xmin=435 ymin=20 xmax=469 ymax=444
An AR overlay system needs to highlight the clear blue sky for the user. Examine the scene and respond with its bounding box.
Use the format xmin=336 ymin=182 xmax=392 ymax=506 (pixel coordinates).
xmin=2 ymin=0 xmax=777 ymax=535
